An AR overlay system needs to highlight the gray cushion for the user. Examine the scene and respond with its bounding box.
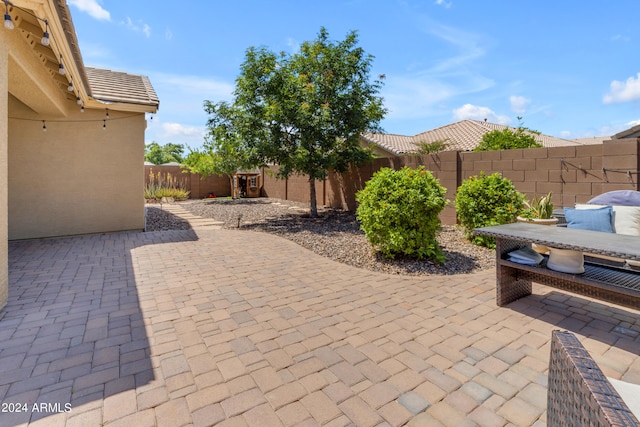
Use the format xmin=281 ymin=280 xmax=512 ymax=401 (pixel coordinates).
xmin=608 ymin=377 xmax=640 ymax=420
xmin=588 ymin=190 xmax=640 ymax=206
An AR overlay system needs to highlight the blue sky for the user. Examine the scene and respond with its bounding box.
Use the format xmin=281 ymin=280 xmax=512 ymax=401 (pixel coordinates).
xmin=67 ymin=0 xmax=640 ymax=150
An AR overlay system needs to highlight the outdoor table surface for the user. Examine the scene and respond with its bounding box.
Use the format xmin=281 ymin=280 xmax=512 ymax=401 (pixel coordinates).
xmin=475 ymin=222 xmax=640 ymax=262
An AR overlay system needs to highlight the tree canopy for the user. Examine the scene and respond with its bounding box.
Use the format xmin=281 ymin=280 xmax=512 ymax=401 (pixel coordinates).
xmin=144 ymin=142 xmax=185 ymax=165
xmin=474 ymin=119 xmax=542 ymax=152
xmin=197 ymin=27 xmax=386 ymax=216
xmin=182 ymin=101 xmax=257 ymax=197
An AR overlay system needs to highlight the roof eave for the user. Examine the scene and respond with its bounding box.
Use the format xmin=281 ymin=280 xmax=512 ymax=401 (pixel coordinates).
xmin=49 ymin=0 xmax=91 ymax=101
xmin=85 ymin=98 xmax=159 ymax=114
xmin=613 ymin=124 xmax=640 ymax=139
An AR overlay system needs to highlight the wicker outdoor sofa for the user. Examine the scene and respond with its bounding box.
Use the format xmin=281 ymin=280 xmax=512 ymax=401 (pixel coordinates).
xmin=548 ymin=331 xmax=640 ymax=426
xmin=475 ymin=223 xmax=640 ymax=310
xmin=475 ymin=191 xmax=640 ymax=310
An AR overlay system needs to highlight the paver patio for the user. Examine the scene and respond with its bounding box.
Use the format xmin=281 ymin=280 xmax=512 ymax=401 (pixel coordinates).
xmin=1 ymin=208 xmax=639 ymax=426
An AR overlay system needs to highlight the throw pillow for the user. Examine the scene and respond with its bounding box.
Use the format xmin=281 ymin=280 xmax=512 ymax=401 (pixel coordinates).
xmin=564 ymin=206 xmax=614 ymax=233
xmin=576 ymin=204 xmax=640 ymax=236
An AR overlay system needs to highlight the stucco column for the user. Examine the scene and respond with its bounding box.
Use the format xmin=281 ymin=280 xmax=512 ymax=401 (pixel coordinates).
xmin=0 ymin=39 xmax=8 ymax=312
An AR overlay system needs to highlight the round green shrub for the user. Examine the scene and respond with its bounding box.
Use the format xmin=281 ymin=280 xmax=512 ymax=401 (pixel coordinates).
xmin=455 ymin=172 xmax=524 ymax=248
xmin=355 ymin=166 xmax=448 ymax=262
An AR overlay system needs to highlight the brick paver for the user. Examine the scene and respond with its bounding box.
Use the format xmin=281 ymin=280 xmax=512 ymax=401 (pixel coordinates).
xmin=1 ymin=205 xmax=640 ymax=426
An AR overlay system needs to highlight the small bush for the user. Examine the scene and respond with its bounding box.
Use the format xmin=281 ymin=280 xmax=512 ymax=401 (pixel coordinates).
xmin=455 ymin=172 xmax=524 ymax=248
xmin=356 ymin=166 xmax=448 ymax=262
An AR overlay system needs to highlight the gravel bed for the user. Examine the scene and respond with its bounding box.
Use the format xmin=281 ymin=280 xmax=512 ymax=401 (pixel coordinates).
xmin=146 ymin=198 xmax=495 ymax=276
xmin=145 ymin=206 xmax=191 ymax=231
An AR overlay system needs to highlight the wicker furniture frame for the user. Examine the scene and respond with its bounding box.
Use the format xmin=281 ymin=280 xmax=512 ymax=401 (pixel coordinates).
xmin=475 ymin=223 xmax=640 ymax=310
xmin=548 ymin=330 xmax=639 ymax=426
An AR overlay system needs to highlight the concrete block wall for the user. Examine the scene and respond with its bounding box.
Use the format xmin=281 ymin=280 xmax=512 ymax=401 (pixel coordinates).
xmin=260 ymin=139 xmax=639 ymax=225
xmin=148 ymin=140 xmax=638 ymax=225
xmin=189 ymin=173 xmax=231 ymax=199
xmin=262 ymin=167 xmax=287 ymax=200
xmin=144 ymin=165 xmax=231 ymax=199
xmin=461 ymin=140 xmax=639 ymax=210
xmin=263 ymin=153 xmax=460 ymax=224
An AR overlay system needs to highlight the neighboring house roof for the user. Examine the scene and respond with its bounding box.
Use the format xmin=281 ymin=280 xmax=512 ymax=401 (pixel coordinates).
xmin=572 ymin=136 xmax=610 ymax=145
xmin=572 ymin=123 xmax=640 ymax=144
xmin=86 ymin=67 xmax=159 ymax=111
xmin=613 ymin=124 xmax=640 ymax=140
xmin=363 ymin=119 xmax=584 ymax=156
xmin=360 ymin=133 xmax=416 ymax=156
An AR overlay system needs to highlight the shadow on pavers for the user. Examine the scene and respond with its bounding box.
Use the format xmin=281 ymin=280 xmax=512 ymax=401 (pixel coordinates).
xmin=0 ymin=229 xmax=197 ymax=425
xmin=506 ymin=290 xmax=640 ymax=355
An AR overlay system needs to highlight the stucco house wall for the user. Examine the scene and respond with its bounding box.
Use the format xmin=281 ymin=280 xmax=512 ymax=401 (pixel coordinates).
xmin=0 ymin=0 xmax=158 ymax=312
xmin=0 ymin=37 xmax=8 ymax=310
xmin=8 ymin=96 xmax=147 ymax=239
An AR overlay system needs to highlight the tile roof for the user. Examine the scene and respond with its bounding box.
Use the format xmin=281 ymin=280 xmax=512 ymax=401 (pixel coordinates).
xmin=572 ymin=136 xmax=610 ymax=145
xmin=613 ymin=123 xmax=640 ymax=139
xmin=85 ymin=67 xmax=159 ymax=111
xmin=361 ymin=133 xmax=417 ymax=156
xmin=364 ymin=119 xmax=584 ymax=155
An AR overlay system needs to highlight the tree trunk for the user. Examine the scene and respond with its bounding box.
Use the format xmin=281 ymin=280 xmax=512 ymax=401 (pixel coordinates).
xmin=309 ymin=177 xmax=318 ymax=218
xmin=228 ymin=175 xmax=236 ymax=199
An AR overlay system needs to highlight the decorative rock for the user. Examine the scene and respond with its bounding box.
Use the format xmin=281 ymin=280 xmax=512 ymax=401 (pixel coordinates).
xmin=147 ymin=198 xmax=495 ymax=276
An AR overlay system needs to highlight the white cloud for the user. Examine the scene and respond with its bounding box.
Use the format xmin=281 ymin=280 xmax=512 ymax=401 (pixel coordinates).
xmin=161 ymin=123 xmax=206 ymax=139
xmin=381 ymin=73 xmax=494 ymax=121
xmin=510 ymin=95 xmax=531 ymax=114
xmin=628 ymin=119 xmax=640 ymax=127
xmin=67 ymin=0 xmax=110 ymax=21
xmin=452 ymin=104 xmax=510 ymax=124
xmin=425 ymin=23 xmax=487 ymax=73
xmin=145 ymin=119 xmax=206 ymax=148
xmin=376 ymin=12 xmax=494 ymax=128
xmin=122 ymin=17 xmax=151 ymax=38
xmin=142 ymin=73 xmax=235 ymax=148
xmin=603 ymin=73 xmax=640 ymax=104
xmin=610 ymin=34 xmax=630 ymax=42
xmin=435 ymin=0 xmax=453 ymax=8
xmin=381 ymin=22 xmax=494 ymax=121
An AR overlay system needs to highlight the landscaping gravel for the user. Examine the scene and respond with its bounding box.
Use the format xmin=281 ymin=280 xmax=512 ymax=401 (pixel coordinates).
xmin=145 ymin=206 xmax=192 ymax=231
xmin=146 ymin=198 xmax=495 ymax=276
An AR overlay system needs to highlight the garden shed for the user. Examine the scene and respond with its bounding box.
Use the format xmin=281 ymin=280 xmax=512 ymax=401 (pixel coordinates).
xmin=233 ymin=168 xmax=261 ymax=198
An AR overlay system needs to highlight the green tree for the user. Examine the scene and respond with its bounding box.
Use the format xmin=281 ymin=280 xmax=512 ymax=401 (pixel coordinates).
xmin=182 ymin=101 xmax=257 ymax=197
xmin=474 ymin=118 xmax=542 ymax=152
xmin=232 ymin=27 xmax=387 ymax=217
xmin=144 ymin=142 xmax=185 ymax=164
